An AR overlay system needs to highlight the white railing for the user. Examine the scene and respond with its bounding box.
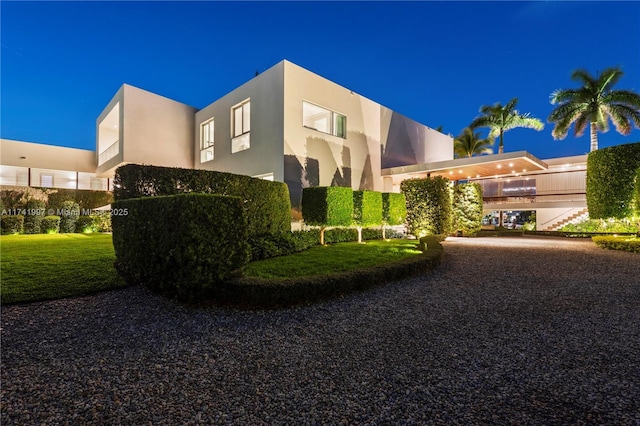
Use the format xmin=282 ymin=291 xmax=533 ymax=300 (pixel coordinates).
xmin=98 ymin=140 xmax=119 ymax=165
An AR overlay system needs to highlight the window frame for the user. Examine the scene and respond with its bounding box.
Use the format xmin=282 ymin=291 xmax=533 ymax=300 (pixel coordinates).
xmin=302 ymin=101 xmax=347 ymax=139
xmin=231 ymin=99 xmax=251 ymax=153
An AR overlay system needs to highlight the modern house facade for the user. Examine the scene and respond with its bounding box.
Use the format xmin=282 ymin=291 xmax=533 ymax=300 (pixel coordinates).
xmin=1 ymin=60 xmax=589 ymax=230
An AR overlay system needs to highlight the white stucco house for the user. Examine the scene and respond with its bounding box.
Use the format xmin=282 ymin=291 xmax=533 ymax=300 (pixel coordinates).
xmin=1 ymin=59 xmax=588 ymax=230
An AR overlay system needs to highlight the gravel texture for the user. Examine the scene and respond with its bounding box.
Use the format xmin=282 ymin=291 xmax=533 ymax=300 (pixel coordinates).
xmin=2 ymin=236 xmax=640 ymax=425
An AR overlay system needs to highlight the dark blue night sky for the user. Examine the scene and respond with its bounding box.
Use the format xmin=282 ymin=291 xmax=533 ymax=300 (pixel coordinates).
xmin=2 ymin=1 xmax=639 ymax=159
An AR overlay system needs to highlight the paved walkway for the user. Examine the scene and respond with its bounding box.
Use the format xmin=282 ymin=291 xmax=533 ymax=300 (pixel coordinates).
xmin=2 ymin=236 xmax=639 ymax=424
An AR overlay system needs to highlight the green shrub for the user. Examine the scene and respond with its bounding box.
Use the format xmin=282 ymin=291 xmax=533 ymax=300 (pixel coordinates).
xmin=1 ymin=190 xmax=27 ymax=210
xmin=560 ymin=218 xmax=639 ymax=233
xmin=302 ymin=186 xmax=354 ymax=245
xmin=1 ymin=215 xmax=24 ymax=235
xmin=75 ymin=216 xmax=96 ymax=233
xmin=41 ymin=216 xmax=61 ymax=234
xmin=353 ymin=190 xmax=383 ymax=242
xmin=58 ymin=200 xmax=80 ymax=233
xmin=592 ymin=236 xmax=640 ymax=253
xmin=112 ymin=193 xmax=250 ymax=302
xmin=587 ymin=142 xmax=640 ymax=219
xmin=113 ymin=164 xmax=291 ymax=239
xmin=23 ymin=199 xmax=47 ymax=234
xmin=46 ymin=189 xmax=113 ymax=211
xmin=452 ymin=183 xmax=483 ymax=236
xmin=382 ymin=193 xmax=406 ymax=226
xmin=634 ymin=167 xmax=640 ymax=216
xmin=401 ymin=177 xmax=453 ymax=237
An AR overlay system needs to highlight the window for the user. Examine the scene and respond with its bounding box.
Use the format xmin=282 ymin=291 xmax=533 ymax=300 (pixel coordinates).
xmin=253 ymin=172 xmax=274 ymax=181
xmin=201 ymin=119 xmax=215 ymax=162
xmin=303 ymin=101 xmax=346 ymax=138
xmin=41 ymin=174 xmax=53 ymax=188
xmin=232 ymin=100 xmax=250 ymax=153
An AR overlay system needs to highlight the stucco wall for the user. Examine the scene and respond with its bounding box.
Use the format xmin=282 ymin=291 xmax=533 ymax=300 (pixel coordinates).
xmin=194 ymin=63 xmax=285 ymax=182
xmin=1 ymin=139 xmax=97 ymax=172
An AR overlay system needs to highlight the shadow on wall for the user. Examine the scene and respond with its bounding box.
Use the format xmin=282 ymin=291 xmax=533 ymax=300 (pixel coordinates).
xmin=381 ymin=112 xmax=424 ymax=169
xmin=284 ymin=131 xmax=378 ymax=208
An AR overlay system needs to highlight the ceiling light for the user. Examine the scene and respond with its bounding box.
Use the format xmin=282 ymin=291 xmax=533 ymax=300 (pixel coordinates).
xmin=508 ymin=162 xmax=514 ymax=167
xmin=497 ymin=164 xmax=502 ymax=169
xmin=459 ymin=170 xmax=463 ymax=174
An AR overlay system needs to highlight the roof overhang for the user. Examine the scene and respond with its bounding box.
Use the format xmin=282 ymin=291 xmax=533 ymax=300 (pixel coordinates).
xmin=381 ymin=151 xmax=548 ymax=180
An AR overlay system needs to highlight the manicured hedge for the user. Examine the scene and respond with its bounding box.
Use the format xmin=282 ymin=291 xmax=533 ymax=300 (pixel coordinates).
xmin=23 ymin=199 xmax=46 ymax=234
xmin=46 ymin=189 xmax=113 ymax=211
xmin=382 ymin=193 xmax=406 ymax=226
xmin=41 ymin=216 xmax=61 ymax=233
xmin=634 ymin=166 xmax=640 ymax=216
xmin=58 ymin=200 xmax=80 ymax=233
xmin=302 ymin=186 xmax=354 ymax=244
xmin=587 ymin=142 xmax=640 ymax=219
xmin=113 ymin=164 xmax=291 ymax=238
xmin=219 ymin=236 xmax=444 ymax=308
xmin=452 ymin=183 xmax=483 ymax=236
xmin=401 ymin=177 xmax=453 ymax=237
xmin=112 ymin=193 xmax=250 ymax=301
xmin=592 ymin=236 xmax=640 ymax=253
xmin=1 ymin=215 xmax=24 ymax=235
xmin=353 ymin=190 xmax=383 ymax=242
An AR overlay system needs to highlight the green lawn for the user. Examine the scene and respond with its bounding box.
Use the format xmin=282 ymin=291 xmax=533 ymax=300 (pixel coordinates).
xmin=244 ymin=239 xmax=423 ymax=279
xmin=1 ymin=234 xmax=425 ymax=305
xmin=1 ymin=234 xmax=128 ymax=304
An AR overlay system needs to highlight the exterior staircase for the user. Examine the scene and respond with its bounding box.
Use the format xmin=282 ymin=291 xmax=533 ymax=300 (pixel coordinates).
xmin=548 ymin=208 xmax=589 ymax=231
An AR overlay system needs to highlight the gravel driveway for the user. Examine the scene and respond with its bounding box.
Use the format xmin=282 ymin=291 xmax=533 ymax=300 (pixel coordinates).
xmin=2 ymin=236 xmax=639 ymax=425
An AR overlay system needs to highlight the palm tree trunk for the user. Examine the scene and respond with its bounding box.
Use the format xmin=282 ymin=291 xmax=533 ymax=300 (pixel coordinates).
xmin=590 ymin=122 xmax=598 ymax=151
xmin=498 ymin=130 xmax=504 ymax=154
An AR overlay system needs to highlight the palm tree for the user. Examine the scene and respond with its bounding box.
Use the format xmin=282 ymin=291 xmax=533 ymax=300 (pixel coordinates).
xmin=470 ymin=98 xmax=544 ymax=154
xmin=454 ymin=127 xmax=494 ymax=158
xmin=548 ymin=67 xmax=640 ymax=152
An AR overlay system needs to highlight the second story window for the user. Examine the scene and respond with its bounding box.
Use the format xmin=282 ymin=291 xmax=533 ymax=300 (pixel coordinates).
xmin=232 ymin=100 xmax=250 ymax=153
xmin=303 ymin=101 xmax=346 ymax=138
xmin=201 ymin=119 xmax=214 ymax=163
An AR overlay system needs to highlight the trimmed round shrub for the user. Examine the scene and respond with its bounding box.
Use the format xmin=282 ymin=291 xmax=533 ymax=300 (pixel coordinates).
xmin=58 ymin=200 xmax=80 ymax=233
xmin=112 ymin=193 xmax=251 ymax=302
xmin=41 ymin=216 xmax=61 ymax=233
xmin=23 ymin=199 xmax=46 ymax=234
xmin=1 ymin=215 xmax=24 ymax=235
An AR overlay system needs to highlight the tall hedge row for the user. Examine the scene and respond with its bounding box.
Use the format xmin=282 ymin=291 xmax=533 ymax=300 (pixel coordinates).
xmin=400 ymin=177 xmax=452 ymax=237
xmin=452 ymin=183 xmax=483 ymax=236
xmin=112 ymin=193 xmax=250 ymax=301
xmin=113 ymin=164 xmax=291 ymax=237
xmin=302 ymin=186 xmax=353 ymax=244
xmin=382 ymin=193 xmax=406 ymax=227
xmin=353 ymin=190 xmax=382 ymax=243
xmin=634 ymin=166 xmax=640 ymax=216
xmin=587 ymin=142 xmax=640 ymax=219
xmin=22 ymin=199 xmax=46 ymax=234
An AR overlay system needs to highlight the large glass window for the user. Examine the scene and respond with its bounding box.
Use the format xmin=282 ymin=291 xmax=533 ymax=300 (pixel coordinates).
xmin=201 ymin=119 xmax=215 ymax=162
xmin=232 ymin=100 xmax=250 ymax=153
xmin=303 ymin=101 xmax=346 ymax=138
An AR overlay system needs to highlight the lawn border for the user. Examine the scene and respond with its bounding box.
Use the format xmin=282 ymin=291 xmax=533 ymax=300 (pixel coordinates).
xmin=210 ymin=236 xmax=445 ymax=309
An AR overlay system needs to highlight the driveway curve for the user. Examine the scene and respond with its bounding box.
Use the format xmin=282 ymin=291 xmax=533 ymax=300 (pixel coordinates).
xmin=2 ymin=236 xmax=639 ymax=425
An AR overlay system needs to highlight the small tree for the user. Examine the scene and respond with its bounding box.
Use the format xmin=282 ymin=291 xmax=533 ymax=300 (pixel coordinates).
xmin=452 ymin=183 xmax=483 ymax=236
xmin=381 ymin=192 xmax=406 ymax=239
xmin=302 ymin=187 xmax=353 ymax=245
xmin=353 ymin=190 xmax=382 ymax=243
xmin=401 ymin=177 xmax=452 ymax=237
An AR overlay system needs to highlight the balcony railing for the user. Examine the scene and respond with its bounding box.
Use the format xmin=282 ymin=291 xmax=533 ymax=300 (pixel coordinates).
xmin=98 ymin=140 xmax=119 ymax=165
xmin=483 ymin=192 xmax=587 ymax=204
